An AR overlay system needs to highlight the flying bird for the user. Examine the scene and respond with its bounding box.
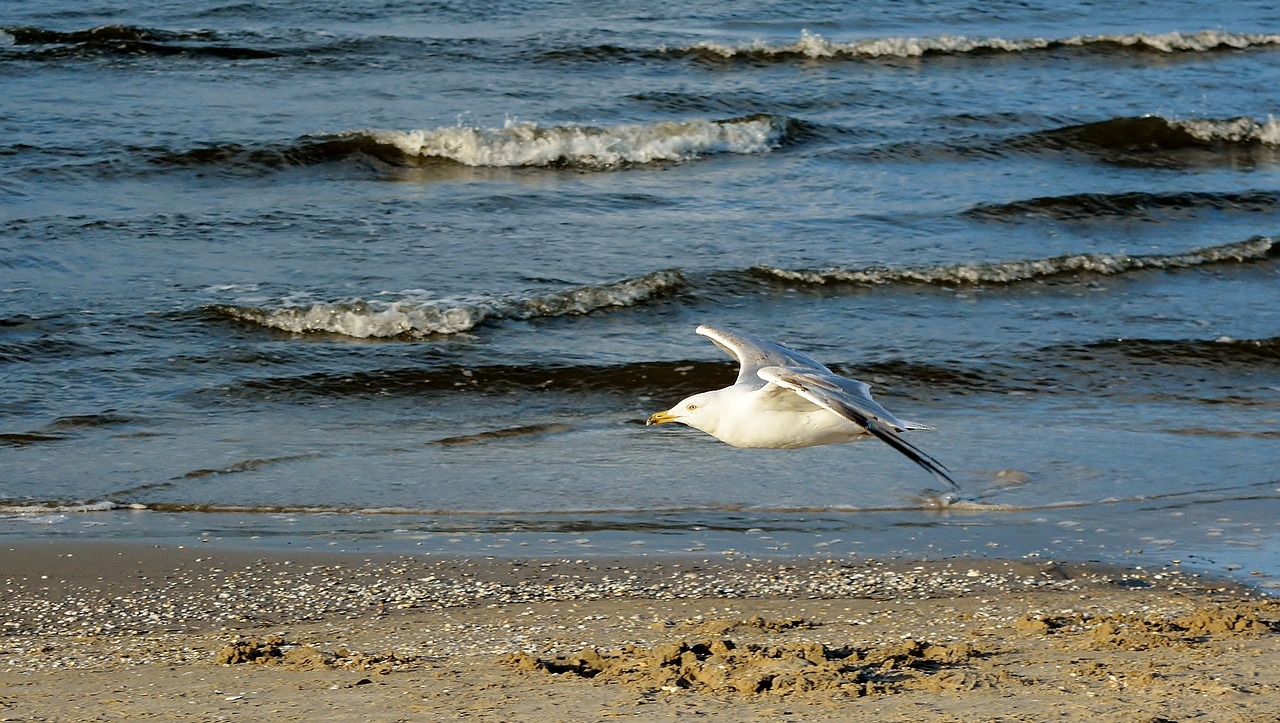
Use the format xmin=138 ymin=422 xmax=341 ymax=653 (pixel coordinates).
xmin=647 ymin=325 xmax=956 ymax=489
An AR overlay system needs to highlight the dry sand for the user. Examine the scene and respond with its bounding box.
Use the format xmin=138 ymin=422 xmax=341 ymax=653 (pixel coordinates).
xmin=2 ymin=541 xmax=1278 ymax=721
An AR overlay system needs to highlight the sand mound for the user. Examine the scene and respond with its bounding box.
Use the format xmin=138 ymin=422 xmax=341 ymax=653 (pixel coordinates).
xmin=214 ymin=635 xmax=423 ymax=674
xmin=503 ymin=635 xmax=996 ymax=697
xmin=1012 ymin=601 xmax=1278 ymax=651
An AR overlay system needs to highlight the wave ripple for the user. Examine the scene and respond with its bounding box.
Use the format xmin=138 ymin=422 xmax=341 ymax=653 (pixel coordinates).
xmin=753 ymin=237 xmax=1276 ymax=287
xmin=209 ymin=270 xmax=686 ymax=338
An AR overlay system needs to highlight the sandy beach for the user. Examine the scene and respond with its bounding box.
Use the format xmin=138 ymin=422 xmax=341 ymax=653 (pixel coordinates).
xmin=1 ymin=542 xmax=1277 ymax=721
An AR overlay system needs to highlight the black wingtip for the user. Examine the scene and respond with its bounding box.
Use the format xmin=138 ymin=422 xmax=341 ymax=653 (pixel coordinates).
xmin=864 ymin=421 xmax=959 ymax=490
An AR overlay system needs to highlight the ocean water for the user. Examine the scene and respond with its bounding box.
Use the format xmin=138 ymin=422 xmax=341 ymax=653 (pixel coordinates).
xmin=3 ymin=1 xmax=1278 ymax=582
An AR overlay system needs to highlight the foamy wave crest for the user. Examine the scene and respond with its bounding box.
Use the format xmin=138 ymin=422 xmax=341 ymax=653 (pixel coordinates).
xmin=348 ymin=114 xmax=788 ymax=168
xmin=1173 ymin=116 xmax=1280 ymax=145
xmin=0 ymin=500 xmax=117 ymax=516
xmin=687 ymin=28 xmax=1280 ymax=59
xmin=755 ymin=237 xmax=1276 ymax=286
xmin=1061 ymin=29 xmax=1280 ymax=53
xmin=211 ymin=270 xmax=685 ymax=338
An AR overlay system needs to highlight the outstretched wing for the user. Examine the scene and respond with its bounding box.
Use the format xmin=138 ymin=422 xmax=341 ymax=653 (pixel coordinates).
xmin=696 ymin=325 xmax=831 ymax=387
xmin=758 ymin=365 xmax=957 ymax=490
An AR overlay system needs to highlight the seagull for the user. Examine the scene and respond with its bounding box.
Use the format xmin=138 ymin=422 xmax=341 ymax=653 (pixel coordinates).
xmin=646 ymin=325 xmax=957 ymax=489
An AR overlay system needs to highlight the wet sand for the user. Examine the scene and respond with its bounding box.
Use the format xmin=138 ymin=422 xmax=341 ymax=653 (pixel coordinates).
xmin=2 ymin=541 xmax=1278 ymax=721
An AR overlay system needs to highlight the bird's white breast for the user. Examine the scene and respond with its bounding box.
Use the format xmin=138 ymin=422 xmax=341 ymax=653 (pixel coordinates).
xmin=710 ymin=389 xmax=867 ymax=449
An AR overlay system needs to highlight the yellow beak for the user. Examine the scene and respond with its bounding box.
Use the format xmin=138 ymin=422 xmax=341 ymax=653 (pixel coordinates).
xmin=647 ymin=410 xmax=678 ymax=426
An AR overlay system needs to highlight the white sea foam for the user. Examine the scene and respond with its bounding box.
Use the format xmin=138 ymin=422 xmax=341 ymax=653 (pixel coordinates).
xmin=1173 ymin=115 xmax=1280 ymax=145
xmin=758 ymin=237 xmax=1274 ymax=286
xmin=352 ymin=116 xmax=786 ymax=168
xmin=689 ymin=28 xmax=1280 ymax=59
xmin=217 ymin=269 xmax=685 ymax=338
xmin=241 ymin=299 xmax=488 ymax=338
xmin=692 ymin=29 xmax=1048 ymax=58
xmin=0 ymin=500 xmax=116 ymax=516
xmin=1066 ymin=29 xmax=1278 ymax=52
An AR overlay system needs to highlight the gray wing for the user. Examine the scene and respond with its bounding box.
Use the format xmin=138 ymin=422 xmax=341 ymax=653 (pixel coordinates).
xmin=758 ymin=365 xmax=957 ymax=490
xmin=696 ymin=325 xmax=831 ymax=387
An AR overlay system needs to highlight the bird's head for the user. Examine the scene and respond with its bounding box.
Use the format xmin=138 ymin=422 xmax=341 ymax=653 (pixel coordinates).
xmin=646 ymin=390 xmax=722 ymax=435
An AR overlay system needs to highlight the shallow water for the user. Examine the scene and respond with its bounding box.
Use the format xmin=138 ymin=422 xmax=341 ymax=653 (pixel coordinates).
xmin=2 ymin=1 xmax=1278 ymax=583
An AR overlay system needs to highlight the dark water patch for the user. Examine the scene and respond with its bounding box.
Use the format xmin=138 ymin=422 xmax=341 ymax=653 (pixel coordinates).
xmin=433 ymin=422 xmax=577 ymax=446
xmin=46 ymin=412 xmax=134 ymax=430
xmin=966 ymin=190 xmax=1280 ymax=223
xmin=865 ymin=116 xmax=1280 ymax=168
xmin=839 ymin=361 xmax=1009 ymax=398
xmin=2 ymin=25 xmax=192 ymax=44
xmin=1046 ymin=116 xmax=1212 ymax=150
xmin=174 ymin=454 xmax=321 ymax=481
xmin=0 ymin=413 xmax=136 ymax=448
xmin=1 ymin=142 xmax=146 ymax=182
xmin=289 ymin=34 xmax=501 ymax=69
xmin=0 ymin=432 xmax=68 ymax=447
xmin=1078 ymin=336 xmax=1280 ymax=370
xmin=1165 ymin=427 xmax=1280 ymax=439
xmin=0 ymin=314 xmax=64 ymax=334
xmin=985 ymin=337 xmax=1280 ymax=406
xmin=534 ymin=42 xmax=672 ymax=65
xmin=0 ymin=24 xmax=281 ymax=60
xmin=0 ymin=336 xmax=87 ymax=364
xmin=840 ymin=337 xmax=1280 ymax=406
xmin=148 ymin=136 xmax=396 ymax=175
xmin=225 ymin=360 xmax=737 ymax=401
xmin=0 ymin=316 xmax=106 ymax=365
xmin=1022 ymin=116 xmax=1280 ymax=168
xmin=626 ymin=90 xmax=812 ymax=117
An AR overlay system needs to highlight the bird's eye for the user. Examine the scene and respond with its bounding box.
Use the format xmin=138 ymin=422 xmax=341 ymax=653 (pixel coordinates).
xmin=687 ymin=404 xmax=698 ymax=411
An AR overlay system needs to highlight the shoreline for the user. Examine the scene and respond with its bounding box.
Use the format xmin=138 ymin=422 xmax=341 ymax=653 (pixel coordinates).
xmin=8 ymin=487 xmax=1279 ymax=588
xmin=4 ymin=541 xmax=1278 ymax=720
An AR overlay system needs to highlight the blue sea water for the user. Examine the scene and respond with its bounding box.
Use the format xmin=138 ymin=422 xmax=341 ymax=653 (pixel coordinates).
xmin=2 ymin=1 xmax=1278 ymax=583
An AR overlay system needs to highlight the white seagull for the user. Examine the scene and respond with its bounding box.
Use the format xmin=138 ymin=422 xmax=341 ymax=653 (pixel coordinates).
xmin=647 ymin=325 xmax=956 ymax=489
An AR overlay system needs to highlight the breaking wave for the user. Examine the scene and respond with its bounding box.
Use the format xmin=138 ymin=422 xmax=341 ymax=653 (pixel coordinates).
xmin=679 ymin=28 xmax=1280 ymax=61
xmin=753 ymin=236 xmax=1277 ymax=286
xmin=208 ymin=269 xmax=686 ymax=338
xmin=335 ymin=114 xmax=790 ymax=168
xmin=146 ymin=114 xmax=792 ymax=174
